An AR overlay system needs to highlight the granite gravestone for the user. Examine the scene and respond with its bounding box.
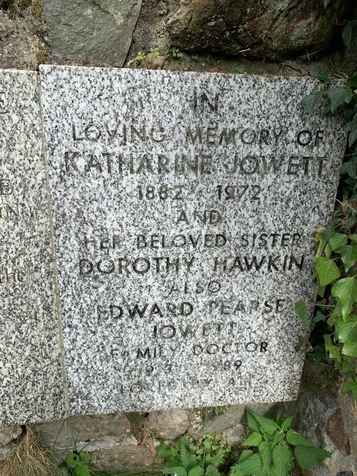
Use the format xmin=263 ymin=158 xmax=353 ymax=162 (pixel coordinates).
xmin=0 ymin=71 xmax=65 ymax=426
xmin=38 ymin=66 xmax=347 ymax=416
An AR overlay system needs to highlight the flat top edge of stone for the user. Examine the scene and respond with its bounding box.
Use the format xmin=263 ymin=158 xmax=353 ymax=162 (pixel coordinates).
xmin=0 ymin=69 xmax=38 ymax=78
xmin=39 ymin=64 xmax=322 ymax=85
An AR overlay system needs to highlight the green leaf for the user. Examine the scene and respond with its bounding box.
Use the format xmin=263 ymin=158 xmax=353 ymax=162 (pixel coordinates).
xmin=327 ymin=85 xmax=353 ymax=113
xmin=238 ymin=450 xmax=254 ymax=462
xmin=163 ymin=467 xmax=187 ymax=476
xmin=247 ymin=409 xmax=279 ymax=436
xmin=157 ymin=441 xmax=172 ymax=460
xmin=342 ymin=341 xmax=357 ymax=357
xmin=300 ymin=90 xmax=323 ymax=114
xmin=181 ymin=445 xmax=197 ymax=471
xmin=347 ymin=72 xmax=357 ymax=88
xmin=331 ymin=277 xmax=357 ymax=319
xmin=286 ymin=430 xmax=315 ymax=447
xmin=259 ymin=441 xmax=272 ymax=473
xmin=65 ymin=453 xmax=80 ymax=469
xmin=329 ymin=232 xmax=348 ymax=250
xmin=314 ymin=71 xmax=332 ymax=84
xmin=337 ymin=244 xmax=357 ymax=271
xmin=232 ymin=453 xmax=262 ymax=473
xmin=340 ymin=157 xmax=357 ymax=178
xmin=315 ymin=257 xmax=340 ymax=286
xmin=246 ymin=409 xmax=260 ymax=432
xmin=342 ymin=20 xmax=357 ymax=49
xmin=188 ymin=467 xmax=204 ymax=476
xmin=324 ymin=334 xmax=341 ymax=362
xmin=323 ymin=0 xmax=332 ymax=7
xmin=205 ymin=465 xmax=220 ymax=476
xmin=272 ymin=445 xmax=294 ymax=475
xmin=242 ymin=431 xmax=262 ymax=446
xmin=295 ymin=301 xmax=309 ymax=330
xmin=294 ymin=445 xmax=330 ymax=469
xmin=336 ymin=316 xmax=357 ymax=343
xmin=281 ymin=416 xmax=293 ymax=431
xmin=349 ymin=128 xmax=357 ymax=148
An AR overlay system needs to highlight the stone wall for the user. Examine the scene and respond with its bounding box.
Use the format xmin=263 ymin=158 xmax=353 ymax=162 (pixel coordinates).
xmin=0 ymin=1 xmax=356 ymax=475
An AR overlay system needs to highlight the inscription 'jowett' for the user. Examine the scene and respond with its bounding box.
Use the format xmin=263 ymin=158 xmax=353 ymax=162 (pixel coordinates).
xmin=40 ymin=66 xmax=346 ymax=414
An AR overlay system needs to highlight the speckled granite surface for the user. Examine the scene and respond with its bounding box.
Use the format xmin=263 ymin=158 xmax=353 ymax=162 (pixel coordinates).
xmin=38 ymin=66 xmax=346 ymax=415
xmin=0 ymin=71 xmax=65 ymax=425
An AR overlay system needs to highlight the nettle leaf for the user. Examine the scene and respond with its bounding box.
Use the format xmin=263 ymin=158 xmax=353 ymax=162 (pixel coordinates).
xmin=163 ymin=467 xmax=187 ymax=476
xmin=157 ymin=441 xmax=172 ymax=460
xmin=295 ymin=301 xmax=309 ymax=329
xmin=238 ymin=449 xmax=254 ymax=462
xmin=336 ymin=244 xmax=357 ymax=271
xmin=336 ymin=316 xmax=357 ymax=343
xmin=232 ymin=453 xmax=262 ymax=473
xmin=286 ymin=430 xmax=314 ymax=447
xmin=188 ymin=466 xmax=204 ymax=476
xmin=329 ymin=232 xmax=348 ymax=250
xmin=281 ymin=416 xmax=293 ymax=431
xmin=272 ymin=445 xmax=294 ymax=475
xmin=259 ymin=441 xmax=272 ymax=473
xmin=247 ymin=409 xmax=260 ymax=432
xmin=327 ymin=85 xmax=353 ymax=113
xmin=248 ymin=410 xmax=279 ymax=436
xmin=300 ymin=90 xmax=323 ymax=114
xmin=315 ymin=257 xmax=340 ymax=286
xmin=242 ymin=431 xmax=262 ymax=447
xmin=332 ymin=277 xmax=357 ymax=319
xmin=205 ymin=465 xmax=220 ymax=476
xmin=294 ymin=445 xmax=330 ymax=469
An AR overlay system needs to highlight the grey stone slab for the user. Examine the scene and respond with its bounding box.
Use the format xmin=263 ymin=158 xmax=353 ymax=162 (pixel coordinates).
xmin=42 ymin=0 xmax=142 ymax=67
xmin=39 ymin=66 xmax=346 ymax=415
xmin=0 ymin=71 xmax=66 ymax=425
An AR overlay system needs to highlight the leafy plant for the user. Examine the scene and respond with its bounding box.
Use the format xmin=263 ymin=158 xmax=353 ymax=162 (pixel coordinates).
xmin=157 ymin=434 xmax=231 ymax=476
xmin=299 ymin=69 xmax=357 ymax=398
xmin=230 ymin=409 xmax=330 ymax=476
xmin=172 ymin=47 xmax=183 ymax=59
xmin=134 ymin=48 xmax=160 ymax=68
xmin=66 ymin=451 xmax=91 ymax=476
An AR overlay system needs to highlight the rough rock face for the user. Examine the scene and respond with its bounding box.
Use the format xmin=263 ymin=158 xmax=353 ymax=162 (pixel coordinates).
xmin=167 ymin=0 xmax=350 ymax=61
xmin=42 ymin=0 xmax=142 ymax=66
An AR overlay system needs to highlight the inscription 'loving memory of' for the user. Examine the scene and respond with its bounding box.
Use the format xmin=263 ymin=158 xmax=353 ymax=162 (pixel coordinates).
xmin=39 ymin=67 xmax=346 ymax=414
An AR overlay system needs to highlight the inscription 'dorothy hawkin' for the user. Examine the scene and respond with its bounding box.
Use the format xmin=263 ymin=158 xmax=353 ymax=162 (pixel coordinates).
xmin=38 ymin=66 xmax=346 ymax=414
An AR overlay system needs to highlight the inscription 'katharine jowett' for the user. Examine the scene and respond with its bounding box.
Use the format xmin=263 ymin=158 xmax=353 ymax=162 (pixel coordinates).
xmin=39 ymin=66 xmax=346 ymax=413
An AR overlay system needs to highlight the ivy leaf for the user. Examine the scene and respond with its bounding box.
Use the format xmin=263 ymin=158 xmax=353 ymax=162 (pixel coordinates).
xmin=340 ymin=156 xmax=357 ymax=178
xmin=331 ymin=277 xmax=357 ymax=319
xmin=336 ymin=244 xmax=357 ymax=271
xmin=347 ymin=72 xmax=357 ymax=88
xmin=300 ymin=90 xmax=323 ymax=114
xmin=349 ymin=127 xmax=357 ymax=148
xmin=323 ymin=0 xmax=332 ymax=7
xmin=295 ymin=301 xmax=309 ymax=329
xmin=242 ymin=431 xmax=263 ymax=447
xmin=315 ymin=257 xmax=340 ymax=286
xmin=342 ymin=20 xmax=357 ymax=49
xmin=324 ymin=334 xmax=341 ymax=362
xmin=342 ymin=341 xmax=357 ymax=357
xmin=272 ymin=445 xmax=294 ymax=475
xmin=327 ymin=85 xmax=353 ymax=113
xmin=336 ymin=316 xmax=357 ymax=343
xmin=294 ymin=445 xmax=330 ymax=469
xmin=286 ymin=430 xmax=315 ymax=447
xmin=329 ymin=232 xmax=347 ymax=250
xmin=314 ymin=71 xmax=332 ymax=84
